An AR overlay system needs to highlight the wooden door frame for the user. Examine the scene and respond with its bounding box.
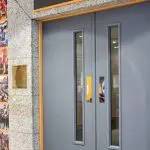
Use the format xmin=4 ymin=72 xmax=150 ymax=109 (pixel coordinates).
xmin=38 ymin=1 xmax=149 ymax=150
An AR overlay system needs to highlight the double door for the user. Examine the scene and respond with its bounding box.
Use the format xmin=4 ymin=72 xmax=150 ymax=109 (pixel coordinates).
xmin=43 ymin=3 xmax=150 ymax=150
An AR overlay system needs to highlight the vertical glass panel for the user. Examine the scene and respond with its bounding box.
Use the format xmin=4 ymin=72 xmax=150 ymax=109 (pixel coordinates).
xmin=109 ymin=26 xmax=120 ymax=146
xmin=74 ymin=32 xmax=84 ymax=142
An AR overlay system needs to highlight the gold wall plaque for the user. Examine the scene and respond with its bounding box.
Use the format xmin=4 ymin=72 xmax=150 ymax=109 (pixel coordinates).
xmin=12 ymin=65 xmax=27 ymax=89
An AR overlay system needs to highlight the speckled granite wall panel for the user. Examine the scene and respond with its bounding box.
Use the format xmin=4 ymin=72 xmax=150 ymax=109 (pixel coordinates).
xmin=32 ymin=20 xmax=39 ymax=96
xmin=8 ymin=0 xmax=38 ymax=149
xmin=31 ymin=20 xmax=40 ymax=150
xmin=10 ymin=131 xmax=34 ymax=150
xmin=13 ymin=0 xmax=33 ymax=17
xmin=8 ymin=0 xmax=32 ymax=59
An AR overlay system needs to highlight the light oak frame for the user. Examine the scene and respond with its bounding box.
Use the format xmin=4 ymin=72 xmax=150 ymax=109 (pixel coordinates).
xmin=38 ymin=1 xmax=149 ymax=150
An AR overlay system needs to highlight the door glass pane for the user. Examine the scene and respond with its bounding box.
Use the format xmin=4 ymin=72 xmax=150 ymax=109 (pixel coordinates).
xmin=74 ymin=32 xmax=84 ymax=142
xmin=109 ymin=26 xmax=120 ymax=146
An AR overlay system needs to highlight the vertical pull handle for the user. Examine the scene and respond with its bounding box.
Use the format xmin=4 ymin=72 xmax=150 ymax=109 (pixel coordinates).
xmin=85 ymin=75 xmax=93 ymax=102
xmin=98 ymin=76 xmax=105 ymax=103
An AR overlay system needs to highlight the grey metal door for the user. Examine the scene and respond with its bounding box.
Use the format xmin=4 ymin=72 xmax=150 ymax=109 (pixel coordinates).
xmin=43 ymin=14 xmax=96 ymax=150
xmin=95 ymin=3 xmax=150 ymax=150
xmin=43 ymin=3 xmax=150 ymax=150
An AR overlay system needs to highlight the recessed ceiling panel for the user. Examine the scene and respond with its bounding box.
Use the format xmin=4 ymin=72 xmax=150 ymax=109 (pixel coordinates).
xmin=34 ymin=0 xmax=73 ymax=10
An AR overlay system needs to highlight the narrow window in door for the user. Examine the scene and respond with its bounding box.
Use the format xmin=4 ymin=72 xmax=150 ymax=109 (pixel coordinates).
xmin=74 ymin=32 xmax=84 ymax=142
xmin=109 ymin=25 xmax=120 ymax=146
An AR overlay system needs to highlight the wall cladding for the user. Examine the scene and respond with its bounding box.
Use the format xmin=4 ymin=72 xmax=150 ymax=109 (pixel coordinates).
xmin=7 ymin=0 xmax=37 ymax=150
xmin=0 ymin=0 xmax=9 ymax=150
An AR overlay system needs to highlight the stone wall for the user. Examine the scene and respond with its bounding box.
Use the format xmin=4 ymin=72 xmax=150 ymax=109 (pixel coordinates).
xmin=8 ymin=0 xmax=38 ymax=149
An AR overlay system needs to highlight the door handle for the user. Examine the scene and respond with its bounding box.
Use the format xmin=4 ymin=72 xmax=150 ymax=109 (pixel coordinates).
xmin=98 ymin=76 xmax=105 ymax=103
xmin=85 ymin=75 xmax=93 ymax=102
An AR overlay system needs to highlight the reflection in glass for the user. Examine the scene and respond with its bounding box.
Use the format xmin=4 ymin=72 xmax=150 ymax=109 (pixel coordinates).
xmin=109 ymin=26 xmax=120 ymax=146
xmin=74 ymin=32 xmax=84 ymax=142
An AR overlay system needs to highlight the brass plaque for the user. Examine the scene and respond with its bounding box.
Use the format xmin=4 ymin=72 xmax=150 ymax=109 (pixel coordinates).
xmin=12 ymin=65 xmax=27 ymax=89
